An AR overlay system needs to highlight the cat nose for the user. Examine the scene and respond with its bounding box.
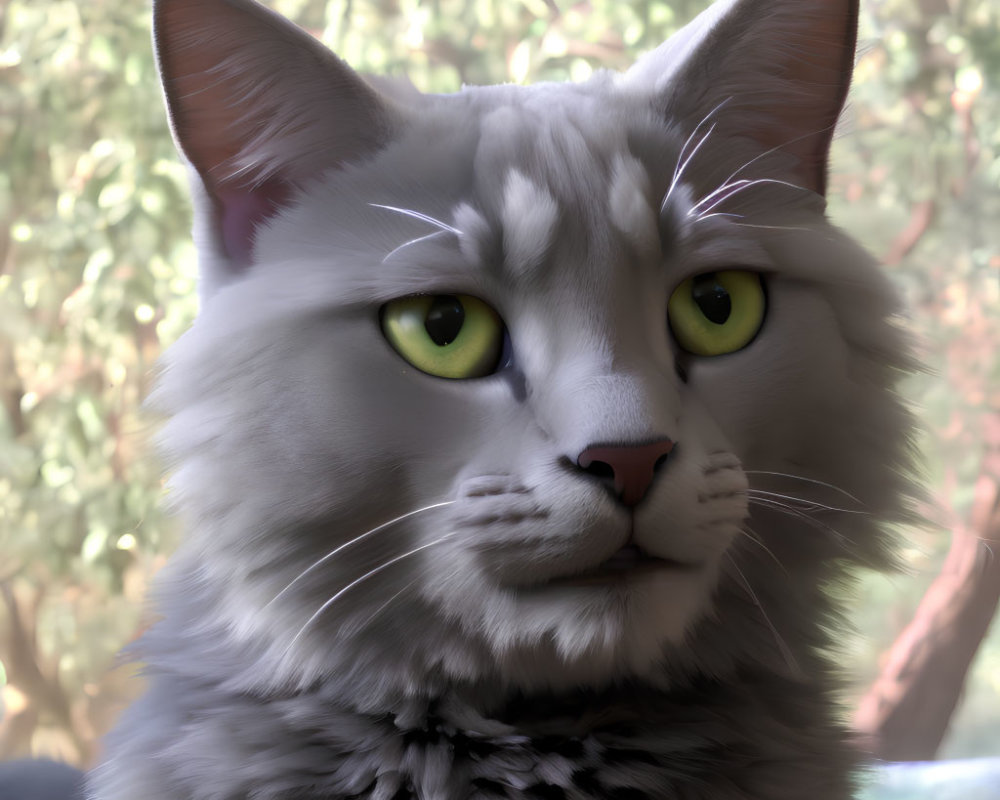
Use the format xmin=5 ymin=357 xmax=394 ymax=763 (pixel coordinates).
xmin=576 ymin=439 xmax=675 ymax=507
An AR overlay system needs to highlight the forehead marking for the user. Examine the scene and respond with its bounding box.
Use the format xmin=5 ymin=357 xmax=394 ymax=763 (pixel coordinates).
xmin=609 ymin=154 xmax=658 ymax=259
xmin=501 ymin=169 xmax=559 ymax=278
xmin=452 ymin=202 xmax=490 ymax=266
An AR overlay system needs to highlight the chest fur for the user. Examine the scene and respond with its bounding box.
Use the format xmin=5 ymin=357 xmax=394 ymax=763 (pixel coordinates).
xmin=140 ymin=684 xmax=855 ymax=800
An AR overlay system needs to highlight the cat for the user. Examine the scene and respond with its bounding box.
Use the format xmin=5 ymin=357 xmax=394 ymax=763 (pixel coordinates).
xmin=85 ymin=0 xmax=917 ymax=798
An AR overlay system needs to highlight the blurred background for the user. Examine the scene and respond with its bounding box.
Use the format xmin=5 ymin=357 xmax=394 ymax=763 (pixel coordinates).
xmin=0 ymin=0 xmax=997 ymax=773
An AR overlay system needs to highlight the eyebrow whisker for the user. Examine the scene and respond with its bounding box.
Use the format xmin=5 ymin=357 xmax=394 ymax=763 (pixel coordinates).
xmin=381 ymin=231 xmax=446 ymax=263
xmin=369 ymin=203 xmax=463 ymax=236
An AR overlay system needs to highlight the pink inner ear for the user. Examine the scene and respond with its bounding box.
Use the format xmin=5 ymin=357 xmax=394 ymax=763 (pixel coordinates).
xmin=216 ymin=181 xmax=293 ymax=266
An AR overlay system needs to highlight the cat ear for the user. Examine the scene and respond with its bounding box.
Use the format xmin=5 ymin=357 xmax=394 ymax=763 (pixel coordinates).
xmin=625 ymin=0 xmax=858 ymax=196
xmin=153 ymin=0 xmax=399 ymax=289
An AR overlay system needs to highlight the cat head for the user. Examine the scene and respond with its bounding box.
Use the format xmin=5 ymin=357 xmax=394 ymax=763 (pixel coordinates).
xmin=150 ymin=0 xmax=915 ymax=706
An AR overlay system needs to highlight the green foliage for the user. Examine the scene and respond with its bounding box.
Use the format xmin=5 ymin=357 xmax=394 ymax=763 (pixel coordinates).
xmin=0 ymin=0 xmax=195 ymax=761
xmin=0 ymin=0 xmax=997 ymax=765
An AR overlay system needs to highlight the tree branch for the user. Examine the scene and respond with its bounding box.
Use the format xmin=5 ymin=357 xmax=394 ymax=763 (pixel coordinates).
xmin=882 ymin=199 xmax=937 ymax=266
xmin=853 ymin=415 xmax=1000 ymax=760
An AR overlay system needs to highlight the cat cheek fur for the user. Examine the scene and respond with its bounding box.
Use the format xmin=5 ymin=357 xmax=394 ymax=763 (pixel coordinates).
xmin=87 ymin=0 xmax=918 ymax=798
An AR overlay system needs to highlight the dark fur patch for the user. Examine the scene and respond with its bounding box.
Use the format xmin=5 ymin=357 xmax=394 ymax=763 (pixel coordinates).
xmin=524 ymin=784 xmax=566 ymax=800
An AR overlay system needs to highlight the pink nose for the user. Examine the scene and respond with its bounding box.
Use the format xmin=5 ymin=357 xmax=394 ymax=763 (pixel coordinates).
xmin=577 ymin=439 xmax=675 ymax=507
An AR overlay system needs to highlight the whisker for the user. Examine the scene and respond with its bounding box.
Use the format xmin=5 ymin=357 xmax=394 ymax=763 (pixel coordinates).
xmin=283 ymin=531 xmax=461 ymax=655
xmin=265 ymin=500 xmax=455 ymax=609
xmin=687 ymin=121 xmax=837 ymax=226
xmin=368 ymin=203 xmax=463 ymax=236
xmin=661 ymin=96 xmax=733 ymax=212
xmin=748 ymin=497 xmax=869 ymax=564
xmin=743 ymin=470 xmax=865 ymax=506
xmin=661 ymin=123 xmax=716 ymax=212
xmin=689 ymin=177 xmax=755 ymax=212
xmin=693 ymin=177 xmax=810 ymax=217
xmin=725 ymin=553 xmax=802 ymax=678
xmin=738 ymin=524 xmax=787 ymax=575
xmin=673 ymin=97 xmax=733 ymax=179
xmin=690 ymin=212 xmax=744 ymax=223
xmin=749 ymin=497 xmax=846 ymax=539
xmin=699 ymin=121 xmax=836 ymax=206
xmin=746 ymin=489 xmax=868 ymax=516
xmin=750 ymin=497 xmax=886 ymax=574
xmin=381 ymin=230 xmax=446 ymax=263
xmin=354 ymin=577 xmax=421 ymax=632
xmin=726 ymin=222 xmax=815 ymax=233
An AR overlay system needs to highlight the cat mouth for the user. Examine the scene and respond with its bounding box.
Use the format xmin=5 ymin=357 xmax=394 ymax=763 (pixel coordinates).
xmin=550 ymin=544 xmax=700 ymax=586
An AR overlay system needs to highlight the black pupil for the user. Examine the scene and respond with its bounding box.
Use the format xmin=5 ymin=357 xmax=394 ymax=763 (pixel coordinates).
xmin=692 ymin=275 xmax=732 ymax=325
xmin=424 ymin=295 xmax=465 ymax=346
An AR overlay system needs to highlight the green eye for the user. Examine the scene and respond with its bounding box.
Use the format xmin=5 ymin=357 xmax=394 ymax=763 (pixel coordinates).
xmin=381 ymin=294 xmax=504 ymax=379
xmin=668 ymin=270 xmax=766 ymax=356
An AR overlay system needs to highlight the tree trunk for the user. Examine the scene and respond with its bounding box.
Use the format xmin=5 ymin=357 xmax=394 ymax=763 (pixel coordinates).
xmin=853 ymin=416 xmax=1000 ymax=761
xmin=0 ymin=583 xmax=92 ymax=764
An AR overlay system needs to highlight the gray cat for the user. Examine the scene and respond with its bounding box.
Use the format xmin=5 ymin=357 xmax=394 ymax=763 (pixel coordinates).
xmin=86 ymin=0 xmax=917 ymax=798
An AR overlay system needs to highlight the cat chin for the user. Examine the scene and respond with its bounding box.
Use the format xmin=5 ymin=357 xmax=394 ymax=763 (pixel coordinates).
xmin=413 ymin=563 xmax=724 ymax=694
xmin=484 ymin=566 xmax=721 ymax=689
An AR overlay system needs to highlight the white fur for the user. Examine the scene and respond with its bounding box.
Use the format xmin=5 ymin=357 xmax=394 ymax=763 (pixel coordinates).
xmin=500 ymin=170 xmax=560 ymax=277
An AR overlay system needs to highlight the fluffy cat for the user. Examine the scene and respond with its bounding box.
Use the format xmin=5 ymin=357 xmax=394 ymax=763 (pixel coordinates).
xmin=87 ymin=0 xmax=916 ymax=798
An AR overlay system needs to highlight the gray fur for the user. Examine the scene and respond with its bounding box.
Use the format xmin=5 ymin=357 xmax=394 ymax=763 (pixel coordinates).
xmin=88 ymin=0 xmax=917 ymax=798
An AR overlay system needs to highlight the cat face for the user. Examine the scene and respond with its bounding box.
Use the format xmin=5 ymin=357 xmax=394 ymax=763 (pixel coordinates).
xmin=152 ymin=0 xmax=914 ymax=702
